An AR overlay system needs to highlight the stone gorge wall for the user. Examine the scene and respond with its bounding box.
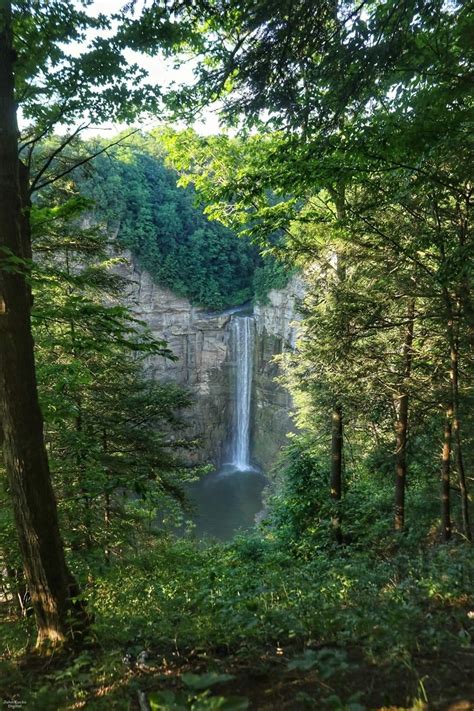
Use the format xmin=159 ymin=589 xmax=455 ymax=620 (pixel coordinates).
xmin=117 ymin=252 xmax=302 ymax=469
xmin=118 ymin=255 xmax=232 ymax=464
xmin=252 ymin=276 xmax=304 ymax=470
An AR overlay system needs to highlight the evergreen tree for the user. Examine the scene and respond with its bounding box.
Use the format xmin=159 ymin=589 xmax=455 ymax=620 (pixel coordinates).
xmin=31 ymin=186 xmax=195 ymax=559
xmin=160 ymin=0 xmax=472 ymax=540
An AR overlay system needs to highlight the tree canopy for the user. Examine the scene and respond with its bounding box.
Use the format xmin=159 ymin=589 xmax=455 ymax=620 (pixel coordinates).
xmin=1 ymin=1 xmax=473 ymax=707
xmin=81 ymin=132 xmax=266 ymax=309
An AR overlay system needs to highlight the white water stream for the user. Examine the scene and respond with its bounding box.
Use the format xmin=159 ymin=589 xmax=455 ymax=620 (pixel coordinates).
xmin=229 ymin=315 xmax=255 ymax=470
xmin=182 ymin=312 xmax=264 ymax=540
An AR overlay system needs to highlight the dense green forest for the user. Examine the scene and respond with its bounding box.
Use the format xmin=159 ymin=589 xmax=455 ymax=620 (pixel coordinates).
xmin=80 ymin=132 xmax=280 ymax=310
xmin=1 ymin=1 xmax=473 ymax=710
xmin=30 ymin=131 xmax=289 ymax=310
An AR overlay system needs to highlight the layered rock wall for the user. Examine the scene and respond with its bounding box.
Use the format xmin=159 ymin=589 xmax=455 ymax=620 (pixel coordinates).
xmin=118 ymin=255 xmax=232 ymax=464
xmin=118 ymin=252 xmax=303 ymax=469
xmin=252 ymin=276 xmax=304 ymax=470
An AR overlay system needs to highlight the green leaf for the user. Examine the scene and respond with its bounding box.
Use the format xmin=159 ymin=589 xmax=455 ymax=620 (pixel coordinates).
xmin=192 ymin=696 xmax=249 ymax=711
xmin=181 ymin=672 xmax=235 ymax=690
xmin=287 ymin=649 xmax=319 ymax=671
xmin=148 ymin=689 xmax=188 ymax=710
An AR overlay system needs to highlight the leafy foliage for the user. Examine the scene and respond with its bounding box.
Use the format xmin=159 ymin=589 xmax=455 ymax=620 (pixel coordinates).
xmin=1 ymin=1 xmax=473 ymax=708
xmin=162 ymin=0 xmax=473 ymax=542
xmin=27 ymin=185 xmax=199 ymax=560
xmin=2 ymin=531 xmax=472 ymax=708
xmin=79 ymin=132 xmax=284 ymax=310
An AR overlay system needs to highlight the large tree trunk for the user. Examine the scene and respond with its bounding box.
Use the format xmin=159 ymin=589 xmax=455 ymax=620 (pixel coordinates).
xmin=330 ymin=404 xmax=343 ymax=543
xmin=441 ymin=407 xmax=452 ymax=542
xmin=445 ymin=294 xmax=471 ymax=541
xmin=394 ymin=299 xmax=415 ymax=531
xmin=0 ymin=1 xmax=88 ymax=647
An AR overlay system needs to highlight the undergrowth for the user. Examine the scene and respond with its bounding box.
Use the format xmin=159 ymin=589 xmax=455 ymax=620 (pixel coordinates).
xmin=1 ymin=533 xmax=472 ymax=710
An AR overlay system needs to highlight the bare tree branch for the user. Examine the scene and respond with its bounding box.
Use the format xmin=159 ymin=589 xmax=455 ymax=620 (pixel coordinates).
xmin=30 ymin=128 xmax=141 ymax=194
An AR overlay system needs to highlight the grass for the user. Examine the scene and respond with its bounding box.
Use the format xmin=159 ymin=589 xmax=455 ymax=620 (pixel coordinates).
xmin=1 ymin=533 xmax=473 ymax=710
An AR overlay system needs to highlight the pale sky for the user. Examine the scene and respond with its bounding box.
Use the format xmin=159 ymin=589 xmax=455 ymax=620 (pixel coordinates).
xmin=78 ymin=0 xmax=222 ymax=137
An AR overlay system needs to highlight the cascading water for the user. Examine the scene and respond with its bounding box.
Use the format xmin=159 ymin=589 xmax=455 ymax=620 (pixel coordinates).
xmin=182 ymin=311 xmax=266 ymax=540
xmin=230 ymin=315 xmax=255 ymax=470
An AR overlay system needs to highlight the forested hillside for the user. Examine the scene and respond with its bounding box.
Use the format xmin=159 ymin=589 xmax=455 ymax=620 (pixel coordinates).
xmin=1 ymin=1 xmax=473 ymax=710
xmin=81 ymin=133 xmax=265 ymax=309
xmin=29 ymin=131 xmax=289 ymax=310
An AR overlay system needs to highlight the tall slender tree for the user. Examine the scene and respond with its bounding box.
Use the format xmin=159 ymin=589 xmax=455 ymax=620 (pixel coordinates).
xmin=394 ymin=299 xmax=415 ymax=532
xmin=0 ymin=0 xmax=89 ymax=645
xmin=1 ymin=0 xmax=184 ymax=645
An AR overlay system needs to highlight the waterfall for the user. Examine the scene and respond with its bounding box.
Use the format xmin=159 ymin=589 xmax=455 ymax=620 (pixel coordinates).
xmin=230 ymin=315 xmax=255 ymax=470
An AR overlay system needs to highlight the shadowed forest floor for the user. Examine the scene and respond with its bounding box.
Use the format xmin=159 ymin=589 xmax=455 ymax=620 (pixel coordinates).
xmin=2 ymin=639 xmax=473 ymax=710
xmin=1 ymin=536 xmax=473 ymax=710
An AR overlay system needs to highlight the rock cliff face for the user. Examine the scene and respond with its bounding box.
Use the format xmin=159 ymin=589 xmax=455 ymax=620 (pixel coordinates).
xmin=118 ymin=252 xmax=302 ymax=469
xmin=252 ymin=276 xmax=304 ymax=470
xmin=118 ymin=255 xmax=233 ymax=464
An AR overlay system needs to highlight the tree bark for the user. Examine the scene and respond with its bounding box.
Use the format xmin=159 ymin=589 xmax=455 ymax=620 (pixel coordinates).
xmin=394 ymin=299 xmax=415 ymax=531
xmin=445 ymin=295 xmax=471 ymax=540
xmin=0 ymin=1 xmax=88 ymax=647
xmin=441 ymin=407 xmax=452 ymax=542
xmin=103 ymin=429 xmax=111 ymax=564
xmin=330 ymin=405 xmax=343 ymax=543
xmin=328 ymin=186 xmax=346 ymax=544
